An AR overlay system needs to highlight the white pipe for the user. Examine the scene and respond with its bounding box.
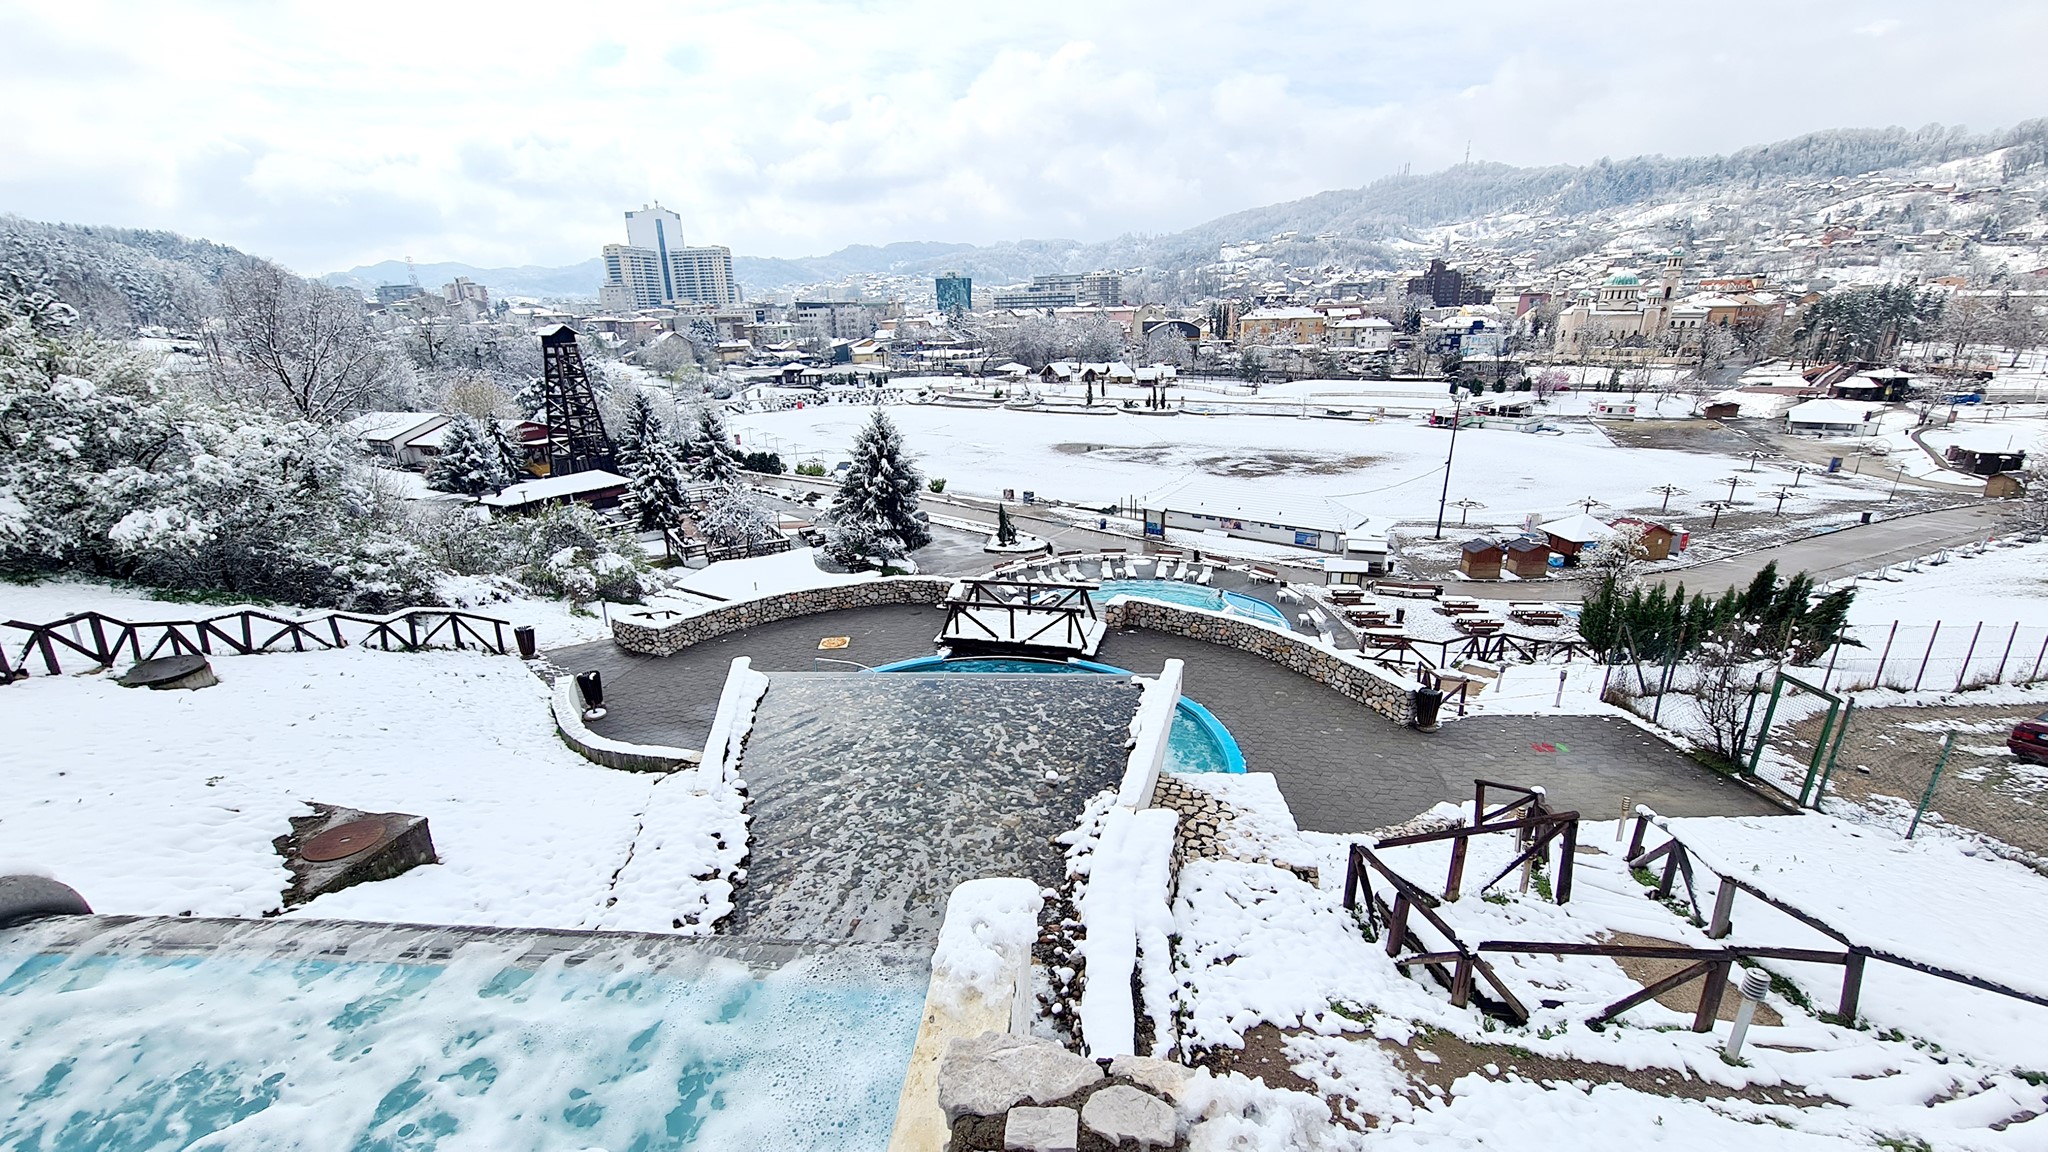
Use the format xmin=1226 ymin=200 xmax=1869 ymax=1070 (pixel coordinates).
xmin=1725 ymin=968 xmax=1773 ymax=1060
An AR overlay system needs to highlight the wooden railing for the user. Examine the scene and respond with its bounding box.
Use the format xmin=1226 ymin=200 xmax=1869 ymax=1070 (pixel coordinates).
xmin=2 ymin=606 xmax=515 ymax=680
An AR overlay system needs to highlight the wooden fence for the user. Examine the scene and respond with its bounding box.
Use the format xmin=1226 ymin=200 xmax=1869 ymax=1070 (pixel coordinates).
xmin=2 ymin=607 xmax=516 ymax=680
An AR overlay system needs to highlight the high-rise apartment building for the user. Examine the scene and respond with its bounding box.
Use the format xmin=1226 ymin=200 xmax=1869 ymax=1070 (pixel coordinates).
xmin=598 ymin=203 xmax=740 ymax=309
xmin=935 ymin=272 xmax=972 ymax=315
xmin=989 ymin=271 xmax=1122 ymax=310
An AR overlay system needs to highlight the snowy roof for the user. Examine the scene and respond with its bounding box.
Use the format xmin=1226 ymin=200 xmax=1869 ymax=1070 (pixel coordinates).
xmin=1786 ymin=398 xmax=1879 ymax=424
xmin=480 ymin=469 xmax=629 ymax=509
xmin=1328 ymin=317 xmax=1393 ymax=328
xmin=1241 ymin=307 xmax=1321 ymax=320
xmin=399 ymin=422 xmax=456 ymax=451
xmin=1537 ymin=513 xmax=1615 ymax=543
xmin=345 ymin=411 xmax=446 ymax=445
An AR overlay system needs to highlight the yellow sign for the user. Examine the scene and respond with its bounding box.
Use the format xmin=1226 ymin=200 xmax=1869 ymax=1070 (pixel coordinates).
xmin=818 ymin=636 xmax=850 ymax=650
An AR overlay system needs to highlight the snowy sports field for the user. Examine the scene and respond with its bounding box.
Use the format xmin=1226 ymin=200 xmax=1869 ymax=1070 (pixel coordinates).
xmin=729 ymin=403 xmax=1895 ymax=528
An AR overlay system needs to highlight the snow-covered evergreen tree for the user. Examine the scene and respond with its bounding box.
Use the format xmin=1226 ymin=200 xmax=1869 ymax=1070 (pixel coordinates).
xmin=624 ymin=437 xmax=692 ymax=533
xmin=825 ymin=408 xmax=931 ymax=567
xmin=682 ymin=403 xmax=743 ymax=484
xmin=426 ymin=414 xmax=509 ymax=496
xmin=698 ymin=483 xmax=779 ymax=550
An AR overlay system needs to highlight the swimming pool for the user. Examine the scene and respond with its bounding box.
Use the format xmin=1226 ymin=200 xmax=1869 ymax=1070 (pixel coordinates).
xmin=872 ymin=656 xmax=1245 ymax=773
xmin=1093 ymin=579 xmax=1290 ymax=628
xmin=0 ymin=919 xmax=924 ymax=1151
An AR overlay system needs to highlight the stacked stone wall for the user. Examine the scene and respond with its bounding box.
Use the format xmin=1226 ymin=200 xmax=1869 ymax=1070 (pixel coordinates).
xmin=612 ymin=577 xmax=955 ymax=655
xmin=1101 ymin=599 xmax=1414 ymax=723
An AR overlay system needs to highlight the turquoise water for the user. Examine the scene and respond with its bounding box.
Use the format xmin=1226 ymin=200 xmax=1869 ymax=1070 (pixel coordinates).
xmin=874 ymin=656 xmax=1246 ymax=773
xmin=1094 ymin=579 xmax=1290 ymax=628
xmin=0 ymin=932 xmax=923 ymax=1151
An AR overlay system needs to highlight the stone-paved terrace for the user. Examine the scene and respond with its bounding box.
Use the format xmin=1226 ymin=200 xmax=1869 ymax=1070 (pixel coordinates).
xmin=556 ymin=604 xmax=1779 ymax=836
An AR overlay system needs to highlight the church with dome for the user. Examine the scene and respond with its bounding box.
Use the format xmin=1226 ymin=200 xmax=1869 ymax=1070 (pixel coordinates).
xmin=1555 ymin=250 xmax=1694 ymax=359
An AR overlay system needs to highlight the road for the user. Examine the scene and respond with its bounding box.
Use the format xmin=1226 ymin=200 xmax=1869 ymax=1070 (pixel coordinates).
xmin=1655 ymin=503 xmax=2003 ymax=592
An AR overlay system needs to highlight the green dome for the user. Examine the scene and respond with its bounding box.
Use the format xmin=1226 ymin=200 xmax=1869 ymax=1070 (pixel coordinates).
xmin=1605 ymin=272 xmax=1641 ymax=286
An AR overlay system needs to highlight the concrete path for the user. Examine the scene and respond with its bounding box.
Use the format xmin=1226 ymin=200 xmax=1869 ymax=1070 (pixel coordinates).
xmin=1657 ymin=504 xmax=2003 ymax=593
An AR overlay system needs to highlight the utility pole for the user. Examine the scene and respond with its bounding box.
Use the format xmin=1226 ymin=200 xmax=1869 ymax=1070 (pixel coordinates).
xmin=1432 ymin=394 xmax=1466 ymax=539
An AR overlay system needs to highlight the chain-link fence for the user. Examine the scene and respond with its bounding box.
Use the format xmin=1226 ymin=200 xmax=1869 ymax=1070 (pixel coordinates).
xmin=1820 ymin=622 xmax=2048 ymax=694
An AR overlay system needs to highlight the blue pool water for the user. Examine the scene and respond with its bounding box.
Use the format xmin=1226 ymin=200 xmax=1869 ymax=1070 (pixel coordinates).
xmin=1094 ymin=579 xmax=1290 ymax=628
xmin=0 ymin=924 xmax=924 ymax=1151
xmin=873 ymin=656 xmax=1245 ymax=773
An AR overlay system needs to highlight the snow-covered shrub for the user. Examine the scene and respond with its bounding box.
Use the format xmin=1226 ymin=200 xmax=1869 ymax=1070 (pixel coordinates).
xmin=511 ymin=504 xmax=648 ymax=603
xmin=698 ymin=483 xmax=779 ymax=550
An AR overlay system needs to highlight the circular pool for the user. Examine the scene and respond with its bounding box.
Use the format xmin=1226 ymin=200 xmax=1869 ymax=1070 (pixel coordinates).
xmin=1093 ymin=579 xmax=1290 ymax=629
xmin=869 ymin=655 xmax=1245 ymax=774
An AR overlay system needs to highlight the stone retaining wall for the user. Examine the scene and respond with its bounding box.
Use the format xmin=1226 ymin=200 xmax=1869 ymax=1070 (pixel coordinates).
xmin=612 ymin=577 xmax=956 ymax=655
xmin=1102 ymin=598 xmax=1415 ymax=723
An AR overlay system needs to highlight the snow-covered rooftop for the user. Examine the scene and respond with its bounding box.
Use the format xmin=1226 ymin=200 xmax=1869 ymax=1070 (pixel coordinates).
xmin=480 ymin=469 xmax=629 ymax=509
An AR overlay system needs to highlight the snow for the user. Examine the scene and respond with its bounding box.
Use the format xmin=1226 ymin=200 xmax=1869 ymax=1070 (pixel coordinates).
xmin=670 ymin=546 xmax=874 ymax=600
xmin=0 ymin=648 xmax=745 ymax=934
xmin=928 ymin=877 xmax=1041 ymax=1014
xmin=1363 ymin=1077 xmax=1861 ymax=1150
xmin=1118 ymin=660 xmax=1182 ymax=809
xmin=1075 ymin=805 xmax=1179 ymax=1059
xmin=1843 ymin=538 xmax=2048 ymax=627
xmin=1666 ymin=814 xmax=2048 ymax=1001
xmin=726 ymin=404 xmax=1895 ymax=530
xmin=479 ymin=469 xmax=629 ymax=508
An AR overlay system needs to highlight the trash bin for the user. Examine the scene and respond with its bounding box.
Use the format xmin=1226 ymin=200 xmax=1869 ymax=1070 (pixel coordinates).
xmin=574 ymin=670 xmax=605 ymax=718
xmin=1828 ymin=456 xmax=1843 ymax=473
xmin=1411 ymin=686 xmax=1444 ymax=733
xmin=514 ymin=625 xmax=537 ymax=660
xmin=1860 ymin=511 xmax=1873 ymax=525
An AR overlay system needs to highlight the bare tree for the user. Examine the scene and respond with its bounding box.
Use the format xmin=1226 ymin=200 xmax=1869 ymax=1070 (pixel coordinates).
xmin=204 ymin=262 xmax=404 ymax=422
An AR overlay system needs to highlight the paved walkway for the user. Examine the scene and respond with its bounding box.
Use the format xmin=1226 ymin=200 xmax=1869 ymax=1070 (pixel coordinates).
xmin=1661 ymin=504 xmax=2002 ymax=592
xmin=555 ymin=605 xmax=1779 ymax=834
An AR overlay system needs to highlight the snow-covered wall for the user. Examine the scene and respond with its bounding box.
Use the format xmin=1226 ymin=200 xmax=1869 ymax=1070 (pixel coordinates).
xmin=700 ymin=656 xmax=771 ymax=788
xmin=1076 ymin=806 xmax=1180 ymax=1059
xmin=1117 ymin=659 xmax=1183 ymax=810
xmin=612 ymin=577 xmax=954 ymax=656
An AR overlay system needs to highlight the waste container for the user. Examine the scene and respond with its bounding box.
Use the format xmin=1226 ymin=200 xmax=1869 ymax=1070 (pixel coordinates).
xmin=1411 ymin=686 xmax=1444 ymax=733
xmin=514 ymin=625 xmax=537 ymax=660
xmin=575 ymin=670 xmax=606 ymax=718
xmin=1828 ymin=456 xmax=1843 ymax=473
xmin=1860 ymin=511 xmax=1873 ymax=525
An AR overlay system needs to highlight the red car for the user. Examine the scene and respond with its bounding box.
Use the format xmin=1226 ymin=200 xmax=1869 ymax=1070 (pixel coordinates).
xmin=2009 ymin=712 xmax=2048 ymax=764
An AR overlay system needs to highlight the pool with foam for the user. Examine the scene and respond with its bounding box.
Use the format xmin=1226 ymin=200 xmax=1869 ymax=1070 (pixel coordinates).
xmin=1093 ymin=579 xmax=1290 ymax=628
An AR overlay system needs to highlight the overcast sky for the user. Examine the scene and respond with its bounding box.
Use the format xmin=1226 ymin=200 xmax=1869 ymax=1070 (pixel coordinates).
xmin=4 ymin=1 xmax=2045 ymax=274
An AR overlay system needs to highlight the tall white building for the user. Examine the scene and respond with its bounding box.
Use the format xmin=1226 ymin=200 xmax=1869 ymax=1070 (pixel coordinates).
xmin=598 ymin=203 xmax=739 ymax=309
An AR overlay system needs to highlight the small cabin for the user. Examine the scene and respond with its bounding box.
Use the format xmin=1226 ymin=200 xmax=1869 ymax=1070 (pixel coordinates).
xmin=1504 ymin=537 xmax=1552 ymax=579
xmin=1458 ymin=538 xmax=1504 ymax=580
xmin=1610 ymin=516 xmax=1685 ymax=562
xmin=1702 ymin=401 xmax=1741 ymax=420
xmin=1946 ymin=445 xmax=2028 ymax=476
xmin=1592 ymin=400 xmax=1637 ymax=420
xmin=1537 ymin=513 xmax=1612 ymax=562
xmin=1985 ymin=471 xmax=2027 ymax=499
xmin=1326 ymin=534 xmax=1394 ymax=585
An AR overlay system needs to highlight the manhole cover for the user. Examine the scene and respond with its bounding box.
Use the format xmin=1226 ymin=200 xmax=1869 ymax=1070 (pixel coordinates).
xmin=302 ymin=819 xmax=389 ymax=862
xmin=818 ymin=636 xmax=850 ymax=650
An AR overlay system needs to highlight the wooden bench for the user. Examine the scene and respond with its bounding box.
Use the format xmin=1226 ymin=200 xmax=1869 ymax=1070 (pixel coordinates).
xmin=1374 ymin=580 xmax=1441 ymax=599
xmin=1508 ymin=602 xmax=1567 ymax=626
xmin=1327 ymin=587 xmax=1366 ymax=606
xmin=1455 ymin=617 xmax=1506 ymax=636
xmin=1249 ymin=565 xmax=1282 ymax=584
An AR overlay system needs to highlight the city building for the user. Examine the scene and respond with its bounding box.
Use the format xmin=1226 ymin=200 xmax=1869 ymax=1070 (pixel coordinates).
xmin=598 ymin=203 xmax=740 ymax=310
xmin=375 ymin=282 xmax=425 ymax=306
xmin=442 ymin=277 xmax=490 ymax=308
xmin=936 ymin=272 xmax=973 ymax=316
xmin=1326 ymin=316 xmax=1395 ymax=350
xmin=1236 ymin=306 xmax=1325 ymax=344
xmin=990 ymin=272 xmax=1123 ymax=310
xmin=1555 ymin=251 xmax=1685 ymax=356
xmin=1406 ymin=258 xmax=1492 ymax=307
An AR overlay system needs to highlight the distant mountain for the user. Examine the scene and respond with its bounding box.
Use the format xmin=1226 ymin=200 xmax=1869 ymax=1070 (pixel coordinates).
xmin=320 ymin=258 xmax=605 ymax=300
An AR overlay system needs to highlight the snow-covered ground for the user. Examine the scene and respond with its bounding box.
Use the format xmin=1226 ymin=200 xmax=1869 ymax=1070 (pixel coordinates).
xmin=1 ymin=647 xmax=744 ymax=933
xmin=728 ymin=404 xmax=1893 ymax=529
xmin=1161 ymin=773 xmax=2048 ymax=1149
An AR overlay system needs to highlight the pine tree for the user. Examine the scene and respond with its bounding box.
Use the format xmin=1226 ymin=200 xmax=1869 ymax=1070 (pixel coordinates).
xmin=826 ymin=408 xmax=931 ymax=567
xmin=623 ymin=437 xmax=691 ymax=533
xmin=996 ymin=503 xmax=1017 ymax=546
xmin=683 ymin=403 xmax=743 ymax=484
xmin=426 ymin=414 xmax=510 ymax=496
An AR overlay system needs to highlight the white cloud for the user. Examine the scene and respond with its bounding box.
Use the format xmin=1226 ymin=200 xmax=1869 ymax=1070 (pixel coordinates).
xmin=0 ymin=0 xmax=2042 ymax=273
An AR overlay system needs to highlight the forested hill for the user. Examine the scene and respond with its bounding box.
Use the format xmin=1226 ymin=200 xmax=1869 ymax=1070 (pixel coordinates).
xmin=0 ymin=214 xmax=249 ymax=330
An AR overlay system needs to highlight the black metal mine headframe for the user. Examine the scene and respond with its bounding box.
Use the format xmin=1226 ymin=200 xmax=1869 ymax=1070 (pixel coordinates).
xmin=538 ymin=324 xmax=615 ymax=476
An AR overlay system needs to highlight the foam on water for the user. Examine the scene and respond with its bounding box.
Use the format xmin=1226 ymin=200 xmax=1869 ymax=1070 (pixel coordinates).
xmin=0 ymin=919 xmax=924 ymax=1151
